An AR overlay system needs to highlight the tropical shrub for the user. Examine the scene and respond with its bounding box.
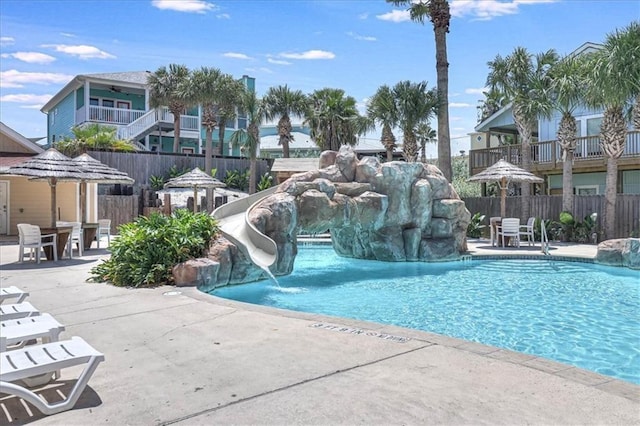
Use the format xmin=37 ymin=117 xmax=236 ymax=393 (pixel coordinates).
xmin=257 ymin=173 xmax=274 ymax=191
xmin=555 ymin=211 xmax=598 ymax=243
xmin=168 ymin=165 xmax=189 ymax=178
xmin=149 ymin=175 xmax=165 ymax=191
xmin=466 ymin=212 xmax=486 ymax=238
xmin=224 ymin=169 xmax=250 ymax=191
xmin=89 ymin=210 xmax=218 ymax=287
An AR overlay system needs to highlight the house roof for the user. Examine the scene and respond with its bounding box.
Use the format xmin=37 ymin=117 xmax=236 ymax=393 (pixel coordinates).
xmin=0 ymin=121 xmax=45 ymax=154
xmin=271 ymin=158 xmax=320 ymax=173
xmin=0 ymin=156 xmax=34 ymax=172
xmin=41 ymin=71 xmax=150 ymax=113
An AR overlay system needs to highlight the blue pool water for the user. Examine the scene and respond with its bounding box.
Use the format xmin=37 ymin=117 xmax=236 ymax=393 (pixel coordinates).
xmin=211 ymin=246 xmax=640 ymax=384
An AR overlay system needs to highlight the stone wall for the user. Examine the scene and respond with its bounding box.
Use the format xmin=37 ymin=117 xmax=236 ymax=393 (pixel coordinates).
xmin=198 ymin=146 xmax=471 ymax=287
xmin=595 ymin=238 xmax=640 ymax=269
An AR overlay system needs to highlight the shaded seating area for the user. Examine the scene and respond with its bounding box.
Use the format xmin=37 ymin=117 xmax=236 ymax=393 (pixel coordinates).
xmin=56 ymin=221 xmax=84 ymax=257
xmin=496 ymin=218 xmax=521 ymax=248
xmin=0 ymin=286 xmax=104 ymax=416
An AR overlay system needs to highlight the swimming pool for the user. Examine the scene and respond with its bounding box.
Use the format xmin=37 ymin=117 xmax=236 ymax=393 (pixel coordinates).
xmin=211 ymin=245 xmax=640 ymax=384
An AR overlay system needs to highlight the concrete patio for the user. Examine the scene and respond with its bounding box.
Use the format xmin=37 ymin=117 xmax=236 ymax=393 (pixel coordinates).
xmin=0 ymin=238 xmax=637 ymax=425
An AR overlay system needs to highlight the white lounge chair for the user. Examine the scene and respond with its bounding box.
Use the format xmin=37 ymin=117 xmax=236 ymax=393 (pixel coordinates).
xmin=1 ymin=313 xmax=65 ymax=351
xmin=520 ymin=217 xmax=536 ymax=246
xmin=0 ymin=286 xmax=29 ymax=304
xmin=0 ymin=337 xmax=104 ymax=415
xmin=0 ymin=302 xmax=40 ymax=321
xmin=497 ymin=218 xmax=521 ymax=248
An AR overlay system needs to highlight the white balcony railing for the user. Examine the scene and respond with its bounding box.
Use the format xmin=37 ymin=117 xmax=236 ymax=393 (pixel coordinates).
xmin=85 ymin=105 xmax=145 ymax=125
xmin=117 ymin=107 xmax=199 ymax=141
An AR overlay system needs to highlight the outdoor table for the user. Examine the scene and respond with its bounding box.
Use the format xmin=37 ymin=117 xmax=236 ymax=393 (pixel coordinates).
xmin=82 ymin=223 xmax=99 ymax=249
xmin=40 ymin=226 xmax=72 ymax=260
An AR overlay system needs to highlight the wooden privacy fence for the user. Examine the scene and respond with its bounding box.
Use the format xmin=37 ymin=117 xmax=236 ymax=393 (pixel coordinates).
xmin=97 ymin=195 xmax=139 ymax=235
xmin=88 ymin=150 xmax=272 ymax=189
xmin=462 ymin=194 xmax=640 ymax=239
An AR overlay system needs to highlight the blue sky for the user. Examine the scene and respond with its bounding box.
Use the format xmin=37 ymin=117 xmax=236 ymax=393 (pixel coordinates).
xmin=1 ymin=0 xmax=638 ymax=156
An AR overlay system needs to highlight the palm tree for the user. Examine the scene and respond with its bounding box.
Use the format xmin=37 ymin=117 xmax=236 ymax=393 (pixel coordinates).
xmin=304 ymin=88 xmax=368 ymax=152
xmin=262 ymin=85 xmax=308 ymax=158
xmin=184 ymin=67 xmax=223 ymax=175
xmin=230 ymin=89 xmax=264 ymax=194
xmin=486 ymin=47 xmax=558 ymax=219
xmin=416 ymin=122 xmax=436 ymax=163
xmin=387 ymin=0 xmax=452 ymax=180
xmin=478 ymin=87 xmax=507 ymax=123
xmin=367 ymin=85 xmax=399 ymax=161
xmin=392 ymin=80 xmax=438 ymax=162
xmin=548 ymin=54 xmax=589 ymax=214
xmin=584 ymin=23 xmax=640 ymax=239
xmin=147 ymin=64 xmax=191 ymax=153
xmin=216 ymin=75 xmax=245 ymax=157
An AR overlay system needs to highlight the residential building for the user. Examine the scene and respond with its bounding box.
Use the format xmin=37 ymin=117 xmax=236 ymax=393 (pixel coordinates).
xmin=41 ymin=71 xmax=253 ymax=156
xmin=470 ymin=42 xmax=640 ymax=196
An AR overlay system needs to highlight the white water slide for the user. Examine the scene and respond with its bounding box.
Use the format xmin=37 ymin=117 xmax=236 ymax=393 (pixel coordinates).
xmin=212 ymin=186 xmax=280 ymax=269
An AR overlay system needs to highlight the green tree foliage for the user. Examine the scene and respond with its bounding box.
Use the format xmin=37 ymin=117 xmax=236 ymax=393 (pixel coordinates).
xmin=90 ymin=210 xmax=218 ymax=287
xmin=55 ymin=124 xmax=135 ymax=157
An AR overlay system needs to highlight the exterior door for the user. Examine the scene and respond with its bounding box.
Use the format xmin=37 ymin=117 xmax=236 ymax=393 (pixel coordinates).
xmin=0 ymin=181 xmax=8 ymax=234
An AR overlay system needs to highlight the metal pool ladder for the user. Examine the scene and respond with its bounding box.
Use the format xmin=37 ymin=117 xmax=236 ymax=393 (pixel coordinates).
xmin=540 ymin=220 xmax=550 ymax=255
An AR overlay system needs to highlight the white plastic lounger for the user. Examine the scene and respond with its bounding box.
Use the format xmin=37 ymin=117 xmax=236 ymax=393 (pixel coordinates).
xmin=0 ymin=337 xmax=105 ymax=415
xmin=0 ymin=302 xmax=39 ymax=321
xmin=0 ymin=313 xmax=65 ymax=351
xmin=0 ymin=286 xmax=29 ymax=304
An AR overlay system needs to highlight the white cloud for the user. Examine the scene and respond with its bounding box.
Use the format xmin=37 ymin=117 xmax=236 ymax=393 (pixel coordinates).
xmin=0 ymin=36 xmax=15 ymax=46
xmin=1 ymin=52 xmax=56 ymax=64
xmin=449 ymin=102 xmax=473 ymax=108
xmin=151 ymin=0 xmax=216 ymax=14
xmin=376 ymin=10 xmax=410 ymax=23
xmin=21 ymin=104 xmax=47 ymax=109
xmin=41 ymin=44 xmax=115 ymax=59
xmin=465 ymin=87 xmax=488 ymax=95
xmin=216 ymin=13 xmax=230 ymax=19
xmin=0 ymin=70 xmax=73 ymax=88
xmin=279 ymin=50 xmax=335 ymax=60
xmin=346 ymin=32 xmax=376 ymax=42
xmin=0 ymin=93 xmax=53 ymax=105
xmin=358 ymin=12 xmax=369 ymax=20
xmin=451 ymin=0 xmax=558 ymax=21
xmin=223 ymin=52 xmax=252 ymax=60
xmin=60 ymin=32 xmax=76 ymax=38
xmin=379 ymin=1 xmax=557 ymax=23
xmin=245 ymin=67 xmax=273 ymax=74
xmin=267 ymin=58 xmax=291 ymax=65
xmin=450 ymin=116 xmax=463 ymax=122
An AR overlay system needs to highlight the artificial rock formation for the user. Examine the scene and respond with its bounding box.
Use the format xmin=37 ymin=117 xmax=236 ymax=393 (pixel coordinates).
xmin=201 ymin=146 xmax=471 ymax=287
xmin=595 ymin=238 xmax=640 ymax=269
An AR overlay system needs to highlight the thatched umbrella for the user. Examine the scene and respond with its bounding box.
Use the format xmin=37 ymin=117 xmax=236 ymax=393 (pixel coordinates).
xmin=73 ymin=153 xmax=134 ymax=222
xmin=163 ymin=167 xmax=226 ymax=213
xmin=467 ymin=159 xmax=543 ymax=217
xmin=1 ymin=148 xmax=102 ymax=227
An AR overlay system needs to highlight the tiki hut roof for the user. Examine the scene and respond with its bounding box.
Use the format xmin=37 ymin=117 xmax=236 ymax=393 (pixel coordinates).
xmin=467 ymin=159 xmax=543 ymax=184
xmin=1 ymin=148 xmax=101 ymax=181
xmin=73 ymin=153 xmax=134 ymax=184
xmin=164 ymin=167 xmax=226 ymax=190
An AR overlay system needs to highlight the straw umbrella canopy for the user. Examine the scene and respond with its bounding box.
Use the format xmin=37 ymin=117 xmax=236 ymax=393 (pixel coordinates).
xmin=467 ymin=159 xmax=543 ymax=218
xmin=163 ymin=167 xmax=226 ymax=212
xmin=1 ymin=148 xmax=103 ymax=227
xmin=73 ymin=153 xmax=134 ymax=222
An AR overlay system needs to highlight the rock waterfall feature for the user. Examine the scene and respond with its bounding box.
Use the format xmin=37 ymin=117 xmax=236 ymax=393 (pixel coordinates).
xmin=188 ymin=147 xmax=471 ymax=290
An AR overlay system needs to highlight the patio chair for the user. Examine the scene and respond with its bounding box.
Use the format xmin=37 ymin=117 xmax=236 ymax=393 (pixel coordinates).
xmin=0 ymin=336 xmax=105 ymax=415
xmin=497 ymin=218 xmax=521 ymax=248
xmin=57 ymin=221 xmax=83 ymax=258
xmin=96 ymin=219 xmax=111 ymax=248
xmin=0 ymin=302 xmax=40 ymax=321
xmin=18 ymin=224 xmax=57 ymax=264
xmin=0 ymin=286 xmax=29 ymax=304
xmin=0 ymin=313 xmax=65 ymax=352
xmin=519 ymin=217 xmax=536 ymax=246
xmin=489 ymin=217 xmax=501 ymax=247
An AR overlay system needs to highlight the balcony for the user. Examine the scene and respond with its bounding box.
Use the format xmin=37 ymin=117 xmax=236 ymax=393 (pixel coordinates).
xmin=470 ymin=131 xmax=640 ymax=175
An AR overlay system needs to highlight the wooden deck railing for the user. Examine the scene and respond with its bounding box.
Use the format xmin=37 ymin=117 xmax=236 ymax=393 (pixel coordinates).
xmin=470 ymin=131 xmax=640 ymax=171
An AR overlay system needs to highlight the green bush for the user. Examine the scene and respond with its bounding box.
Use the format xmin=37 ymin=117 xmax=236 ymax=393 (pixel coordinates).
xmin=257 ymin=173 xmax=274 ymax=191
xmin=90 ymin=210 xmax=219 ymax=287
xmin=224 ymin=169 xmax=249 ymax=191
xmin=466 ymin=212 xmax=486 ymax=238
xmin=168 ymin=165 xmax=189 ymax=178
xmin=149 ymin=175 xmax=165 ymax=190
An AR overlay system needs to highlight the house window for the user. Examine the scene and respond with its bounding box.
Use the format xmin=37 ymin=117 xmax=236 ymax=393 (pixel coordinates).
xmin=182 ymin=147 xmax=195 ymax=154
xmin=576 ymin=185 xmax=599 ymax=195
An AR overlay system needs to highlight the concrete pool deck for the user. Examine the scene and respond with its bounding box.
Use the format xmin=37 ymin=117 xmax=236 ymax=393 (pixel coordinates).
xmin=0 ymin=238 xmax=638 ymax=425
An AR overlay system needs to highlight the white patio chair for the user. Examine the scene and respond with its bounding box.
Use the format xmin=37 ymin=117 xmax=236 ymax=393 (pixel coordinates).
xmin=18 ymin=224 xmax=57 ymax=264
xmin=0 ymin=286 xmax=29 ymax=304
xmin=497 ymin=218 xmax=521 ymax=248
xmin=519 ymin=217 xmax=536 ymax=246
xmin=0 ymin=337 xmax=104 ymax=415
xmin=489 ymin=217 xmax=501 ymax=247
xmin=96 ymin=219 xmax=111 ymax=248
xmin=57 ymin=221 xmax=83 ymax=257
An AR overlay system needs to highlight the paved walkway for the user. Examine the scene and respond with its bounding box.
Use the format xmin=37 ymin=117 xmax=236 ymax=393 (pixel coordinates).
xmin=0 ymin=239 xmax=638 ymax=425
